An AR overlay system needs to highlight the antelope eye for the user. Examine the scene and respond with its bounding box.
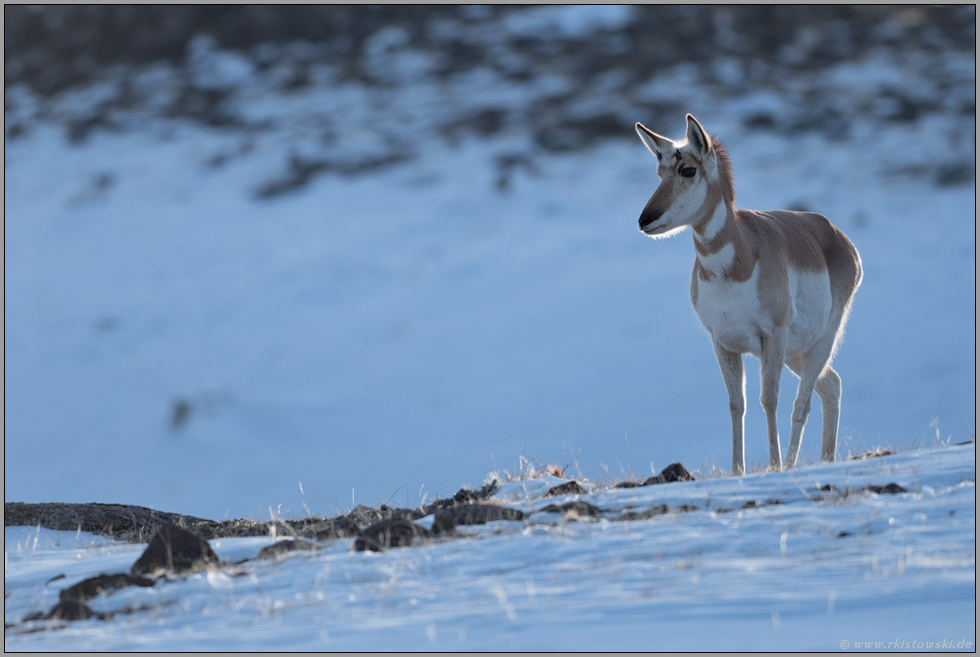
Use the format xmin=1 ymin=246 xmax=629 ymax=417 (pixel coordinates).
xmin=679 ymin=166 xmax=697 ymax=178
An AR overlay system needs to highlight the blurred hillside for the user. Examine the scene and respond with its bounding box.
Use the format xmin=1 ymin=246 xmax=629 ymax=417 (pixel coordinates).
xmin=6 ymin=6 xmax=974 ymax=192
xmin=6 ymin=6 xmax=975 ymax=95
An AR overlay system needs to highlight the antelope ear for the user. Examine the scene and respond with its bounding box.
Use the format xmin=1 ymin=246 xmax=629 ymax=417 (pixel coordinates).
xmin=685 ymin=114 xmax=713 ymax=156
xmin=636 ymin=122 xmax=674 ymax=161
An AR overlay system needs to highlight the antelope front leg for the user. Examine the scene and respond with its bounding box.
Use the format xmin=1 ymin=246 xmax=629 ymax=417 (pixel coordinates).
xmin=759 ymin=331 xmax=788 ymax=470
xmin=712 ymin=340 xmax=746 ymax=475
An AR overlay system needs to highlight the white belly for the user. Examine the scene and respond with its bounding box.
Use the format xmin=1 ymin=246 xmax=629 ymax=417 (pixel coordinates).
xmin=694 ymin=265 xmax=832 ymax=357
xmin=694 ymin=264 xmax=765 ymax=355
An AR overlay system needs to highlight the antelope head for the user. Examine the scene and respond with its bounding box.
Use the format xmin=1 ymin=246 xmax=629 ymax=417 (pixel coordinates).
xmin=635 ymin=114 xmax=718 ymax=238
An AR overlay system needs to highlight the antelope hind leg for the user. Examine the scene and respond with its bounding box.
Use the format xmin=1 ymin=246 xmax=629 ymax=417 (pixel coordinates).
xmin=786 ymin=355 xmax=842 ymax=464
xmin=815 ymin=366 xmax=841 ymax=462
xmin=784 ymin=337 xmax=837 ymax=468
xmin=712 ymin=340 xmax=746 ymax=475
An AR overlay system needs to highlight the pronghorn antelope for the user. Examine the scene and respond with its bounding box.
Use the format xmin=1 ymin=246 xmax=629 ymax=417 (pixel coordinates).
xmin=635 ymin=114 xmax=862 ymax=474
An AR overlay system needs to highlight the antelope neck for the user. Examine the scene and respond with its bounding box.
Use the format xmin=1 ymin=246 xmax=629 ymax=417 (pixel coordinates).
xmin=692 ymin=198 xmax=743 ymax=279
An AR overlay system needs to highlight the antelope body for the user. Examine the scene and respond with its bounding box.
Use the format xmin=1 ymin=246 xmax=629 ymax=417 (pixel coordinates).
xmin=635 ymin=114 xmax=862 ymax=474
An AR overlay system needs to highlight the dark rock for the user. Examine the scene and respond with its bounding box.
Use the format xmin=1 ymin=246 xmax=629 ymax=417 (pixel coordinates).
xmin=257 ymin=539 xmax=310 ymax=558
xmin=641 ymin=463 xmax=694 ymax=486
xmin=313 ymin=517 xmax=361 ymax=541
xmin=347 ymin=504 xmax=385 ymax=526
xmin=742 ymin=500 xmax=761 ymax=508
xmin=131 ymin=523 xmax=219 ymax=576
xmin=60 ymin=573 xmax=155 ymax=601
xmin=865 ymin=483 xmax=907 ymax=495
xmin=544 ymin=481 xmax=588 ymax=497
xmin=816 ymin=482 xmax=905 ymax=498
xmin=675 ymin=504 xmax=698 ymax=513
xmin=353 ymin=512 xmax=458 ymax=552
xmin=539 ymin=501 xmax=604 ymax=518
xmin=608 ymin=464 xmax=695 ymax=489
xmin=430 ymin=512 xmax=456 ymax=535
xmin=378 ymin=504 xmax=425 ymax=521
xmin=354 ymin=518 xmax=429 ymax=552
xmin=847 ymin=448 xmax=894 ymax=461
xmin=451 ymin=483 xmax=489 ymax=505
xmin=4 ymin=501 xmax=206 ymax=541
xmin=836 ymin=531 xmax=852 ymax=538
xmin=46 ymin=573 xmax=66 ymax=584
xmin=46 ymin=599 xmax=98 ymax=621
xmin=419 ymin=482 xmax=501 ymax=516
xmin=2 ymin=499 xmax=479 ymax=545
xmin=257 ymin=539 xmax=317 ymax=560
xmin=616 ymin=504 xmax=669 ymax=521
xmin=439 ymin=480 xmax=500 ymax=508
xmin=1 ymin=497 xmax=517 ymax=547
xmin=439 ymin=504 xmax=523 ymax=525
xmin=2 ymin=501 xmax=275 ymax=543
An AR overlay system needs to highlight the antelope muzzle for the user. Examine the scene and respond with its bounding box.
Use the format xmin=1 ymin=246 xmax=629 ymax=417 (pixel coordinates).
xmin=639 ymin=207 xmax=664 ymax=232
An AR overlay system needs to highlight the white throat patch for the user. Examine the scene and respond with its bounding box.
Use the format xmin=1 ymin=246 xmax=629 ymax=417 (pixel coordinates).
xmin=694 ymin=201 xmax=727 ymax=243
xmin=698 ymin=242 xmax=735 ymax=276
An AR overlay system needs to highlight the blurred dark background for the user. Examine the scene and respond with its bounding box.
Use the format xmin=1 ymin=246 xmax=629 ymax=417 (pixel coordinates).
xmin=6 ymin=6 xmax=975 ymax=154
xmin=6 ymin=6 xmax=975 ymax=96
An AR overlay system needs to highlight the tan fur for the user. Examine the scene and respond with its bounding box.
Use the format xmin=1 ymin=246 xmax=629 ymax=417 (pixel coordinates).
xmin=636 ymin=114 xmax=862 ymax=474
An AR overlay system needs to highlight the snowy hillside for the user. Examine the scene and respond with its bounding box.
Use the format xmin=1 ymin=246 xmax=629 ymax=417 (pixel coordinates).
xmin=4 ymin=443 xmax=975 ymax=651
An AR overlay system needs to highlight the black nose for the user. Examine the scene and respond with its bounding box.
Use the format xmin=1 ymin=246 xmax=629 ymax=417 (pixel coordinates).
xmin=639 ymin=209 xmax=662 ymax=230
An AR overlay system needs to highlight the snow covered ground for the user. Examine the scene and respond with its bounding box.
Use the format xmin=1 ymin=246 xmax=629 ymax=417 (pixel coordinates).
xmin=4 ymin=443 xmax=975 ymax=651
